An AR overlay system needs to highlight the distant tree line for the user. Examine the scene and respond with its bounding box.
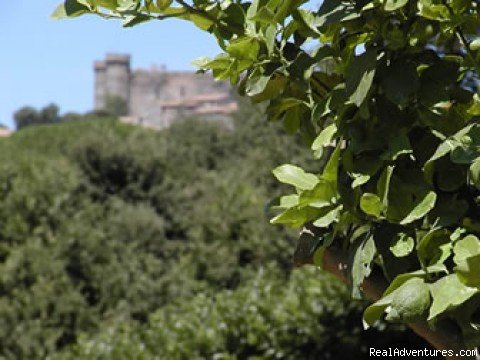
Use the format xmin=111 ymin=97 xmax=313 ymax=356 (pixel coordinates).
xmin=13 ymin=103 xmax=61 ymax=130
xmin=13 ymin=96 xmax=127 ymax=130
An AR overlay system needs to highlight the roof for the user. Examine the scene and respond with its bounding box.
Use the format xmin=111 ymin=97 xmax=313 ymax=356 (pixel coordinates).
xmin=194 ymin=103 xmax=239 ymax=115
xmin=159 ymin=93 xmax=232 ymax=108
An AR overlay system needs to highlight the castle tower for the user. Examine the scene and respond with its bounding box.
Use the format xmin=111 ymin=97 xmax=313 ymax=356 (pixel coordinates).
xmin=94 ymin=54 xmax=131 ymax=112
xmin=94 ymin=60 xmax=106 ymax=110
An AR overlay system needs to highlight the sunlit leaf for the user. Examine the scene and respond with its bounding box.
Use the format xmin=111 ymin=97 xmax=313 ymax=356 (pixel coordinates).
xmin=272 ymin=164 xmax=319 ymax=190
xmin=345 ymin=50 xmax=377 ymax=107
xmin=400 ymin=191 xmax=436 ymax=225
xmin=429 ymin=274 xmax=478 ymax=320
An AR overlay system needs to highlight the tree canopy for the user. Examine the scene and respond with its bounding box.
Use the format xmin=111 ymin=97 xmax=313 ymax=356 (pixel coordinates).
xmin=14 ymin=103 xmax=60 ymax=129
xmin=0 ymin=113 xmax=434 ymax=358
xmin=52 ymin=0 xmax=480 ymax=354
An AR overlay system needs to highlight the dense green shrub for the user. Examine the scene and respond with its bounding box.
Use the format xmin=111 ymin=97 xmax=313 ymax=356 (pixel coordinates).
xmin=0 ymin=115 xmax=431 ymax=358
xmin=0 ymin=116 xmax=309 ymax=358
xmin=70 ymin=127 xmax=166 ymax=201
xmin=56 ymin=266 xmax=430 ymax=360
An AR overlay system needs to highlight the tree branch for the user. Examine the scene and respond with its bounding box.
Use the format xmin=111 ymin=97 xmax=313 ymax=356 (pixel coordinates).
xmin=321 ymin=246 xmax=476 ymax=360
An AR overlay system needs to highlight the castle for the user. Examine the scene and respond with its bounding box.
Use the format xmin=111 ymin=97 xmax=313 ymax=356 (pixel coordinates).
xmin=94 ymin=54 xmax=238 ymax=128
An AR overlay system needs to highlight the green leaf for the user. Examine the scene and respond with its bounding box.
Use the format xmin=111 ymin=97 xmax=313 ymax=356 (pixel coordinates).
xmin=246 ymin=70 xmax=270 ymax=97
xmin=322 ymin=142 xmax=341 ymax=183
xmin=470 ymin=39 xmax=480 ymax=52
xmin=315 ymin=0 xmax=355 ymax=27
xmin=312 ymin=205 xmax=342 ymax=228
xmin=456 ymin=254 xmax=480 ymax=287
xmin=350 ymin=234 xmax=376 ymax=299
xmin=400 ymin=191 xmax=436 ymax=225
xmin=387 ymin=265 xmax=447 ymax=297
xmin=267 ymin=98 xmax=306 ymax=121
xmin=418 ymin=0 xmax=450 ymax=21
xmin=283 ymin=107 xmax=301 ymax=134
xmin=276 ymin=194 xmax=300 ymax=209
xmin=292 ymin=9 xmax=320 ymax=35
xmin=429 ymin=274 xmax=478 ymax=320
xmin=117 ymin=0 xmax=140 ymax=11
xmin=386 ymin=278 xmax=430 ymax=322
xmin=363 ymin=266 xmax=446 ymax=327
xmin=453 ymin=235 xmax=480 ymax=287
xmin=311 ymin=123 xmax=337 ymax=151
xmin=249 ymin=7 xmax=277 ymax=25
xmin=360 ymin=193 xmax=382 ymax=218
xmin=192 ymin=54 xmax=235 ymax=81
xmin=417 ymin=228 xmax=452 ymax=267
xmin=272 ymin=164 xmax=318 ymax=190
xmin=227 ymin=37 xmax=260 ymax=61
xmin=51 ymin=0 xmax=90 ymax=19
xmin=273 ymin=0 xmax=306 ymax=23
xmin=423 ymin=139 xmax=456 ymax=172
xmin=469 ymin=158 xmax=480 ymax=187
xmin=155 ymin=0 xmax=172 ymax=10
xmin=384 ymin=0 xmax=408 ymax=11
xmin=251 ymin=75 xmax=289 ymax=103
xmin=363 ymin=291 xmax=395 ymax=328
xmin=424 ymin=124 xmax=476 ymax=178
xmin=97 ymin=0 xmax=118 ymax=10
xmin=377 ymin=165 xmax=394 ymax=209
xmin=299 ymin=180 xmax=336 ymax=208
xmin=389 ymin=233 xmax=414 ymax=258
xmin=351 ymin=174 xmax=370 ymax=188
xmin=468 ymin=94 xmax=480 ymax=116
xmin=345 ymin=49 xmax=377 ymax=107
xmin=187 ymin=13 xmax=215 ymax=31
xmin=453 ymin=235 xmax=480 ymax=265
xmin=123 ymin=14 xmax=150 ymax=27
xmin=270 ymin=206 xmax=324 ymax=228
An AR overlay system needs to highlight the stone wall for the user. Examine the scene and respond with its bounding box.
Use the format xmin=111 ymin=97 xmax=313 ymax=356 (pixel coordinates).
xmin=94 ymin=54 xmax=237 ymax=127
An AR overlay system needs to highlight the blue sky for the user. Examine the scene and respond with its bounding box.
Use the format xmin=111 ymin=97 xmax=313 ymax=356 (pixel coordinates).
xmin=0 ymin=1 xmax=221 ymax=129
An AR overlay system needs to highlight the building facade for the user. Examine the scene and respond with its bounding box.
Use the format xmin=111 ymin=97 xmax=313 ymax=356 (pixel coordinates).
xmin=94 ymin=54 xmax=238 ymax=128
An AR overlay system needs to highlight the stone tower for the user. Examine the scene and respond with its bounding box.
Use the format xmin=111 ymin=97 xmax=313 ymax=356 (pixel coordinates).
xmin=94 ymin=54 xmax=131 ymax=111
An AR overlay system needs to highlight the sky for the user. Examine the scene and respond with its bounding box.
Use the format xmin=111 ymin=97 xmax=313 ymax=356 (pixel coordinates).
xmin=0 ymin=1 xmax=221 ymax=129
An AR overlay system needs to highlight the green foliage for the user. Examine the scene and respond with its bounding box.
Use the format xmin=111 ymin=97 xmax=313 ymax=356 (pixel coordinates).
xmin=103 ymin=95 xmax=128 ymax=116
xmin=0 ymin=112 xmax=434 ymax=358
xmin=13 ymin=103 xmax=114 ymax=130
xmin=70 ymin=126 xmax=165 ymax=201
xmin=56 ymin=266 xmax=428 ymax=360
xmin=0 ymin=113 xmax=318 ymax=358
xmin=53 ymin=0 xmax=480 ymax=346
xmin=14 ymin=103 xmax=60 ymax=130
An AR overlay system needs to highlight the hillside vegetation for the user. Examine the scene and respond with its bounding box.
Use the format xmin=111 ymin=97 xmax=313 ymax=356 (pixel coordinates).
xmin=0 ymin=112 xmax=430 ymax=358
